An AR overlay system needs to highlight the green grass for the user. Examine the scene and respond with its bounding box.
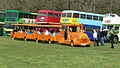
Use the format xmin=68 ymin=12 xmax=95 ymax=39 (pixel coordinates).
xmin=0 ymin=36 xmax=120 ymax=68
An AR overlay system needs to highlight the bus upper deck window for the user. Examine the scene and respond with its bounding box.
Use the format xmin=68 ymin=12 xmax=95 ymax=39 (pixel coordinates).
xmin=80 ymin=14 xmax=86 ymax=19
xmin=67 ymin=13 xmax=72 ymax=17
xmin=54 ymin=14 xmax=57 ymax=17
xmin=54 ymin=14 xmax=60 ymax=17
xmin=39 ymin=13 xmax=47 ymax=16
xmin=62 ymin=13 xmax=66 ymax=17
xmin=58 ymin=14 xmax=61 ymax=17
xmin=99 ymin=16 xmax=103 ymax=21
xmin=110 ymin=14 xmax=115 ymax=17
xmin=48 ymin=13 xmax=54 ymax=17
xmin=87 ymin=15 xmax=92 ymax=20
xmin=6 ymin=12 xmax=17 ymax=17
xmin=0 ymin=13 xmax=4 ymax=17
xmin=93 ymin=16 xmax=98 ymax=20
xmin=73 ymin=13 xmax=79 ymax=18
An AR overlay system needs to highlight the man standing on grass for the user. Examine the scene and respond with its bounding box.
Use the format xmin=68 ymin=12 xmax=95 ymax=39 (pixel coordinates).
xmin=99 ymin=28 xmax=105 ymax=46
xmin=109 ymin=33 xmax=114 ymax=48
xmin=93 ymin=29 xmax=99 ymax=46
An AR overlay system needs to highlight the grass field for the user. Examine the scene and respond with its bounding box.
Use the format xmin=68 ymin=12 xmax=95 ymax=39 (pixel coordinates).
xmin=0 ymin=36 xmax=120 ymax=68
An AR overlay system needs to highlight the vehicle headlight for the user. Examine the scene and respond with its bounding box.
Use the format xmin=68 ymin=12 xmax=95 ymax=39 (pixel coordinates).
xmin=79 ymin=34 xmax=87 ymax=38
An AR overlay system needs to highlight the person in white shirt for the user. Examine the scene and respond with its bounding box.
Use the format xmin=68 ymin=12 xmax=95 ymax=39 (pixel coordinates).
xmin=93 ymin=29 xmax=99 ymax=46
xmin=44 ymin=30 xmax=49 ymax=35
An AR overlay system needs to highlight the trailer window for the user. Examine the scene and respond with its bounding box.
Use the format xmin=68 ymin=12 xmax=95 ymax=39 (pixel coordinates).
xmin=70 ymin=27 xmax=77 ymax=32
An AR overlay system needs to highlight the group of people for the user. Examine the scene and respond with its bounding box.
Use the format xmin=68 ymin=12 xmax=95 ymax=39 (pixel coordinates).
xmin=36 ymin=28 xmax=59 ymax=36
xmin=93 ymin=28 xmax=106 ymax=46
xmin=93 ymin=28 xmax=115 ymax=48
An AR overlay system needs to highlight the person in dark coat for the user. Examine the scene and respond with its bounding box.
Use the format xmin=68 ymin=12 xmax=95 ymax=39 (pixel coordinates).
xmin=99 ymin=28 xmax=105 ymax=46
xmin=96 ymin=29 xmax=100 ymax=46
xmin=109 ymin=33 xmax=114 ymax=48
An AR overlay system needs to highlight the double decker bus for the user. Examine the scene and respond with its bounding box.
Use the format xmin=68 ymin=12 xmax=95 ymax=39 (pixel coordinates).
xmin=102 ymin=13 xmax=120 ymax=42
xmin=60 ymin=10 xmax=104 ymax=40
xmin=36 ymin=10 xmax=62 ymax=24
xmin=0 ymin=11 xmax=5 ymax=36
xmin=4 ymin=10 xmax=37 ymax=35
xmin=4 ymin=10 xmax=37 ymax=24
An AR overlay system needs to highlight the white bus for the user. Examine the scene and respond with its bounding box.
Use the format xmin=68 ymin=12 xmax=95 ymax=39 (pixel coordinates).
xmin=102 ymin=13 xmax=120 ymax=42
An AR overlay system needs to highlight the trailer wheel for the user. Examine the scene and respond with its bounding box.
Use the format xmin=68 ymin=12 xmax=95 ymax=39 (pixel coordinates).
xmin=48 ymin=39 xmax=51 ymax=44
xmin=12 ymin=37 xmax=14 ymax=40
xmin=24 ymin=38 xmax=27 ymax=41
xmin=36 ymin=39 xmax=39 ymax=43
xmin=86 ymin=45 xmax=90 ymax=47
xmin=70 ymin=41 xmax=74 ymax=47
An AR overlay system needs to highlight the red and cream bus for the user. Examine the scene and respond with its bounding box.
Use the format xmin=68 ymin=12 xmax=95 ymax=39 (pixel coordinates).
xmin=36 ymin=10 xmax=62 ymax=24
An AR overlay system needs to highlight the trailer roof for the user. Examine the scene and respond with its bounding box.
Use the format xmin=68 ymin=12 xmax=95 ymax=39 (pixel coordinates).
xmin=11 ymin=24 xmax=83 ymax=27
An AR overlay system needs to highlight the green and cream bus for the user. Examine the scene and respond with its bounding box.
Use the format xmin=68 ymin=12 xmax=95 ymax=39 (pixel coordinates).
xmin=4 ymin=10 xmax=37 ymax=35
xmin=0 ymin=11 xmax=5 ymax=36
xmin=102 ymin=13 xmax=120 ymax=42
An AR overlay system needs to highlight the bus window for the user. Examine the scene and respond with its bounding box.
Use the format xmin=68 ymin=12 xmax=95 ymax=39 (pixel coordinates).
xmin=115 ymin=26 xmax=119 ymax=30
xmin=84 ymin=27 xmax=93 ymax=32
xmin=0 ymin=13 xmax=4 ymax=17
xmin=48 ymin=13 xmax=54 ymax=17
xmin=32 ymin=15 xmax=37 ymax=19
xmin=62 ymin=13 xmax=66 ymax=17
xmin=54 ymin=14 xmax=59 ymax=17
xmin=67 ymin=13 xmax=72 ymax=17
xmin=108 ymin=26 xmax=114 ymax=30
xmin=73 ymin=13 xmax=79 ymax=18
xmin=110 ymin=14 xmax=115 ymax=17
xmin=99 ymin=16 xmax=103 ymax=21
xmin=58 ymin=14 xmax=61 ymax=17
xmin=87 ymin=15 xmax=92 ymax=20
xmin=38 ymin=13 xmax=47 ymax=16
xmin=29 ymin=14 xmax=36 ymax=19
xmin=24 ymin=14 xmax=29 ymax=18
xmin=80 ymin=14 xmax=86 ymax=19
xmin=29 ymin=14 xmax=32 ymax=19
xmin=19 ymin=13 xmax=24 ymax=18
xmin=93 ymin=16 xmax=98 ymax=20
xmin=5 ymin=12 xmax=17 ymax=17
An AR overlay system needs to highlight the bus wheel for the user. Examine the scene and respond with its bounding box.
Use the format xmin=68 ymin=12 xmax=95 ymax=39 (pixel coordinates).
xmin=70 ymin=41 xmax=74 ymax=47
xmin=36 ymin=39 xmax=39 ymax=43
xmin=113 ymin=35 xmax=119 ymax=43
xmin=48 ymin=39 xmax=51 ymax=44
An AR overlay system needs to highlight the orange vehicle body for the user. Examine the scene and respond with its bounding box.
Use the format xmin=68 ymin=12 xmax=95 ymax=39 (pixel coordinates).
xmin=25 ymin=31 xmax=38 ymax=40
xmin=10 ymin=24 xmax=92 ymax=46
xmin=10 ymin=30 xmax=27 ymax=39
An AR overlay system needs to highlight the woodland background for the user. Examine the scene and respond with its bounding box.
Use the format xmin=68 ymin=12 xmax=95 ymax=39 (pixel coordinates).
xmin=0 ymin=0 xmax=120 ymax=15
